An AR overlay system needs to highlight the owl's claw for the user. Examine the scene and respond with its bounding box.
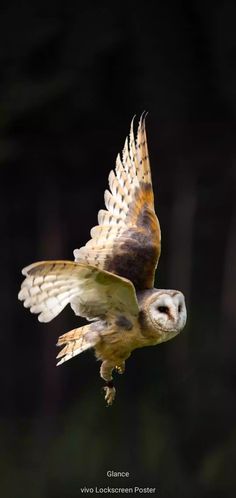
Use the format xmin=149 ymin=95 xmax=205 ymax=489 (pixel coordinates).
xmin=103 ymin=382 xmax=116 ymax=406
xmin=115 ymin=362 xmax=125 ymax=374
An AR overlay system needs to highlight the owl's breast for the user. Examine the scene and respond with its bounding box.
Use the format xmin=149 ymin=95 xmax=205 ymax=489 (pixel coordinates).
xmin=94 ymin=315 xmax=144 ymax=363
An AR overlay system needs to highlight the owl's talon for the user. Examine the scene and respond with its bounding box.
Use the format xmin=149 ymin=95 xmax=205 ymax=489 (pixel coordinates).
xmin=116 ymin=365 xmax=125 ymax=374
xmin=103 ymin=385 xmax=116 ymax=406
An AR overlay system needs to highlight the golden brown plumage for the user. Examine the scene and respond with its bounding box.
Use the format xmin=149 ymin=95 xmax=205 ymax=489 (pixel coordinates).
xmin=18 ymin=115 xmax=186 ymax=406
xmin=74 ymin=115 xmax=161 ymax=289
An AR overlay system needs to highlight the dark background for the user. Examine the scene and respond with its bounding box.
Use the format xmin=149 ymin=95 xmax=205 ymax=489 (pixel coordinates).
xmin=1 ymin=2 xmax=236 ymax=497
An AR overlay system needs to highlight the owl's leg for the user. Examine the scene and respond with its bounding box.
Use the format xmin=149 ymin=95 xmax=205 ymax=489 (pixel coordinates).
xmin=100 ymin=361 xmax=116 ymax=406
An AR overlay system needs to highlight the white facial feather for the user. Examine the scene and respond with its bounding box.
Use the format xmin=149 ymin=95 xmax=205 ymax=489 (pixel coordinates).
xmin=147 ymin=290 xmax=187 ymax=338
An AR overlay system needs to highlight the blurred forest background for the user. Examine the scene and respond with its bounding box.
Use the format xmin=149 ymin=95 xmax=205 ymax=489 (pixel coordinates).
xmin=0 ymin=1 xmax=236 ymax=497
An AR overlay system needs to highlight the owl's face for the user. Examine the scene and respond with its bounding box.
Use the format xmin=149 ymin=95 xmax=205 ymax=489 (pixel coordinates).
xmin=145 ymin=290 xmax=187 ymax=342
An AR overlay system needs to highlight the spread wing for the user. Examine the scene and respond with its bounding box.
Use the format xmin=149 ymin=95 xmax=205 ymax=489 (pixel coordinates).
xmin=74 ymin=114 xmax=161 ymax=290
xmin=18 ymin=260 xmax=139 ymax=323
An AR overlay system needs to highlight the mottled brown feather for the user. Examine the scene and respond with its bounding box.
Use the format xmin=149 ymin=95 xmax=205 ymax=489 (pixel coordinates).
xmin=74 ymin=114 xmax=161 ymax=290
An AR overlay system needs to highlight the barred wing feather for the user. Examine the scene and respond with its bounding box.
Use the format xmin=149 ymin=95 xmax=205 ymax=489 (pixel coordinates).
xmin=74 ymin=115 xmax=161 ymax=290
xmin=18 ymin=261 xmax=139 ymax=323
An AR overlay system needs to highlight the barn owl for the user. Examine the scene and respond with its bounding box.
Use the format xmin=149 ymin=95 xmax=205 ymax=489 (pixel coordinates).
xmin=18 ymin=114 xmax=187 ymax=405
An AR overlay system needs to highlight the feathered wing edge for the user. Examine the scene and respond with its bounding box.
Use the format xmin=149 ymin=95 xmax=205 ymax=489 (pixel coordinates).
xmin=18 ymin=261 xmax=86 ymax=323
xmin=73 ymin=114 xmax=160 ymax=276
xmin=18 ymin=260 xmax=139 ymax=323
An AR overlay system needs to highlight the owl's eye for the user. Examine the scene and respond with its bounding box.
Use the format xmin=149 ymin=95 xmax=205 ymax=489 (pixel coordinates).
xmin=158 ymin=306 xmax=169 ymax=314
xmin=178 ymin=305 xmax=182 ymax=313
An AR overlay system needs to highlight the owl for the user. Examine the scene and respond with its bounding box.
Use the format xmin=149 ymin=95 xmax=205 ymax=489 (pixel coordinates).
xmin=18 ymin=114 xmax=187 ymax=405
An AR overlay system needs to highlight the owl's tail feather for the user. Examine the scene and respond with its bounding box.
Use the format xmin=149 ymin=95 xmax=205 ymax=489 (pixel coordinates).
xmin=56 ymin=323 xmax=97 ymax=366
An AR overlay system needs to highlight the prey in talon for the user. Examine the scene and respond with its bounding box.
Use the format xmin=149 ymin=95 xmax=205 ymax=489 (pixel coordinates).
xmin=18 ymin=114 xmax=187 ymax=406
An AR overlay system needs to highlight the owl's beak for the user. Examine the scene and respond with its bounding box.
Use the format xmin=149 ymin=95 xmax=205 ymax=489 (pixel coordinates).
xmin=168 ymin=308 xmax=178 ymax=323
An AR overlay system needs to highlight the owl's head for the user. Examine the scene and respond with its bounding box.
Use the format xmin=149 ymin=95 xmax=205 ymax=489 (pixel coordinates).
xmin=141 ymin=289 xmax=187 ymax=343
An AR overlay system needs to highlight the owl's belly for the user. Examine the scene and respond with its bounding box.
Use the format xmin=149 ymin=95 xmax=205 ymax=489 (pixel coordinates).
xmin=94 ymin=321 xmax=142 ymax=364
